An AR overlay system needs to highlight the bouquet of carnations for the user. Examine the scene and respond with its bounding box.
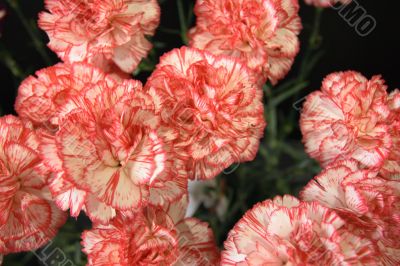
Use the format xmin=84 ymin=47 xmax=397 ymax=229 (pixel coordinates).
xmin=0 ymin=0 xmax=399 ymax=265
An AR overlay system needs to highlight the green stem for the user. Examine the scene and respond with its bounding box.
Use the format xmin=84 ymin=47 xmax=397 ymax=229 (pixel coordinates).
xmin=272 ymin=78 xmax=298 ymax=95
xmin=268 ymin=105 xmax=277 ymax=143
xmin=270 ymin=81 xmax=308 ymax=107
xmin=6 ymin=0 xmax=52 ymax=65
xmin=310 ymin=8 xmax=323 ymax=48
xmin=0 ymin=44 xmax=24 ymax=79
xmin=299 ymin=8 xmax=323 ymax=81
xmin=176 ymin=0 xmax=188 ymax=45
xmin=264 ymin=84 xmax=277 ymax=142
xmin=187 ymin=1 xmax=195 ymax=26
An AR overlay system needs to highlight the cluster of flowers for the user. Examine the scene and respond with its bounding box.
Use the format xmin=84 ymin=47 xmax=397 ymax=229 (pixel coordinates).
xmin=222 ymin=72 xmax=400 ymax=265
xmin=1 ymin=0 xmax=394 ymax=265
xmin=2 ymin=0 xmax=303 ymax=264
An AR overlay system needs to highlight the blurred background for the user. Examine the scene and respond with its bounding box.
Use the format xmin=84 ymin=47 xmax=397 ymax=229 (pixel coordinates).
xmin=0 ymin=0 xmax=399 ymax=265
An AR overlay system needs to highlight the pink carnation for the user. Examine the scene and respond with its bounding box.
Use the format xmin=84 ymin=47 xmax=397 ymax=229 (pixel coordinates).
xmin=40 ymin=78 xmax=186 ymax=224
xmin=0 ymin=116 xmax=66 ymax=254
xmin=303 ymin=0 xmax=351 ymax=8
xmin=144 ymin=47 xmax=266 ymax=180
xmin=188 ymin=0 xmax=302 ymax=84
xmin=82 ymin=196 xmax=219 ymax=265
xmin=15 ymin=63 xmax=110 ymax=129
xmin=301 ymin=159 xmax=400 ymax=264
xmin=380 ymin=89 xmax=400 ymax=180
xmin=39 ymin=0 xmax=160 ymax=74
xmin=300 ymin=71 xmax=392 ymax=168
xmin=221 ymin=195 xmax=376 ymax=265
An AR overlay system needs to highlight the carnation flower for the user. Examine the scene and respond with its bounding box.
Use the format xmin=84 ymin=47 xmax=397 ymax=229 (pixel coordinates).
xmin=188 ymin=0 xmax=302 ymax=84
xmin=301 ymin=159 xmax=400 ymax=264
xmin=144 ymin=47 xmax=266 ymax=180
xmin=39 ymin=0 xmax=160 ymax=74
xmin=15 ymin=63 xmax=110 ymax=129
xmin=221 ymin=195 xmax=376 ymax=265
xmin=300 ymin=71 xmax=392 ymax=168
xmin=40 ymin=78 xmax=186 ymax=224
xmin=380 ymin=89 xmax=400 ymax=180
xmin=303 ymin=0 xmax=350 ymax=8
xmin=82 ymin=196 xmax=219 ymax=265
xmin=0 ymin=116 xmax=66 ymax=254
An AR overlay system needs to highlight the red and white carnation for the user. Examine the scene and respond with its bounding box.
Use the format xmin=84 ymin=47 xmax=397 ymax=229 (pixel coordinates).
xmin=82 ymin=196 xmax=219 ymax=265
xmin=380 ymin=89 xmax=400 ymax=180
xmin=189 ymin=0 xmax=302 ymax=84
xmin=301 ymin=159 xmax=400 ymax=265
xmin=221 ymin=195 xmax=376 ymax=265
xmin=15 ymin=63 xmax=110 ymax=129
xmin=145 ymin=47 xmax=266 ymax=180
xmin=0 ymin=116 xmax=66 ymax=254
xmin=300 ymin=71 xmax=392 ymax=168
xmin=39 ymin=0 xmax=160 ymax=74
xmin=303 ymin=0 xmax=350 ymax=8
xmin=39 ymin=78 xmax=185 ymax=224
